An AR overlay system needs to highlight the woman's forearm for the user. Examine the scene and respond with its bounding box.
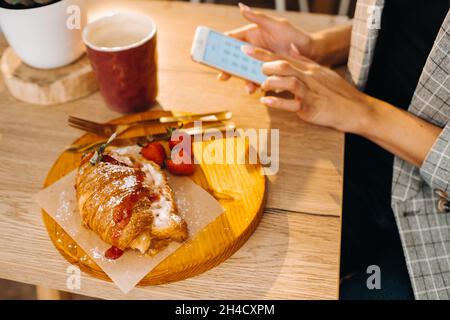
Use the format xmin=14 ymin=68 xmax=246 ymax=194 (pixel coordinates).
xmin=310 ymin=23 xmax=352 ymax=66
xmin=357 ymin=96 xmax=442 ymax=167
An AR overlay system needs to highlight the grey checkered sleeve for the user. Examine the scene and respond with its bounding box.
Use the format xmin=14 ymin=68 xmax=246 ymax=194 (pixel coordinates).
xmin=415 ymin=13 xmax=450 ymax=194
xmin=388 ymin=9 xmax=450 ymax=300
xmin=421 ymin=124 xmax=450 ymax=193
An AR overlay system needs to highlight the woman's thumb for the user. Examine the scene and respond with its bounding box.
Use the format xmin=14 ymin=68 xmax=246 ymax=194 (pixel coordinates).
xmin=241 ymin=45 xmax=276 ymax=62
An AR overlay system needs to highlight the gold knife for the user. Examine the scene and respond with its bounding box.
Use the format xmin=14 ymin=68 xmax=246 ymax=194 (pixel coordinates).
xmin=66 ymin=122 xmax=236 ymax=153
xmin=156 ymin=111 xmax=232 ymax=124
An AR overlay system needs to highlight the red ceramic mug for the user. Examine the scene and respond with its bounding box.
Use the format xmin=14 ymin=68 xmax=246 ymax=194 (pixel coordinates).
xmin=83 ymin=13 xmax=158 ymax=113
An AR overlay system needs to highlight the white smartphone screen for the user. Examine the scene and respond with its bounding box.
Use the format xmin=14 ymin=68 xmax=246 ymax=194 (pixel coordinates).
xmin=202 ymin=30 xmax=267 ymax=84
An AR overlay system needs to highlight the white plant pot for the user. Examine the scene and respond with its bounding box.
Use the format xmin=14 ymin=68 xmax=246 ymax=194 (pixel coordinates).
xmin=0 ymin=0 xmax=87 ymax=69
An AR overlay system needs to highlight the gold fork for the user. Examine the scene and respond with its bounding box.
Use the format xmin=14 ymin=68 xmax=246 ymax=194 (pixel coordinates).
xmin=66 ymin=122 xmax=237 ymax=153
xmin=68 ymin=111 xmax=233 ymax=137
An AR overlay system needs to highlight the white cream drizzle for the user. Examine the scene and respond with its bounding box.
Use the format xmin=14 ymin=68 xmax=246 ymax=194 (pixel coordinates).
xmin=110 ymin=146 xmax=173 ymax=230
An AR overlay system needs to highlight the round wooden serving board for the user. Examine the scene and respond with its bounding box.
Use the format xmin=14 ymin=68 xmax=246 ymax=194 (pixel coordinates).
xmin=42 ymin=110 xmax=266 ymax=285
xmin=1 ymin=47 xmax=98 ymax=106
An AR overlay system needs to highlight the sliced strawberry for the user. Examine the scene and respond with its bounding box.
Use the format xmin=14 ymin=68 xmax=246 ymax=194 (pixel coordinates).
xmin=169 ymin=134 xmax=184 ymax=150
xmin=141 ymin=142 xmax=166 ymax=167
xmin=166 ymin=159 xmax=196 ymax=176
xmin=169 ymin=132 xmax=194 ymax=154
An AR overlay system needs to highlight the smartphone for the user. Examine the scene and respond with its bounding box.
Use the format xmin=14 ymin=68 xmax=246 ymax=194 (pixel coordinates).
xmin=191 ymin=26 xmax=267 ymax=85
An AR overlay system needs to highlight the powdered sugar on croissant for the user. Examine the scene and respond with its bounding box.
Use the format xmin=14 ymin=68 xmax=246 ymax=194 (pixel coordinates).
xmin=75 ymin=146 xmax=188 ymax=257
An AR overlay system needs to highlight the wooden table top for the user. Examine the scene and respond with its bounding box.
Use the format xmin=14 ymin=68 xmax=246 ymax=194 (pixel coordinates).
xmin=0 ymin=0 xmax=346 ymax=299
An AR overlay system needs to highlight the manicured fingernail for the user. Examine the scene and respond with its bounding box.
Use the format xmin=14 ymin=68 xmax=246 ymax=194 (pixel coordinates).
xmin=245 ymin=84 xmax=253 ymax=94
xmin=290 ymin=43 xmax=301 ymax=55
xmin=249 ymin=83 xmax=257 ymax=94
xmin=241 ymin=45 xmax=254 ymax=55
xmin=238 ymin=3 xmax=251 ymax=12
xmin=260 ymin=97 xmax=274 ymax=106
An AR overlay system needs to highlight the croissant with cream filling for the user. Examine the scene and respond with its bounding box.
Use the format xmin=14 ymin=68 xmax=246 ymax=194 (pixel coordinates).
xmin=75 ymin=146 xmax=188 ymax=258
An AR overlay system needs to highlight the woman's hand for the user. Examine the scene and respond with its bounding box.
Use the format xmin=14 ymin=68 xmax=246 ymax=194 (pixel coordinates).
xmin=218 ymin=3 xmax=316 ymax=93
xmin=246 ymin=46 xmax=442 ymax=167
xmin=229 ymin=3 xmax=315 ymax=59
xmin=219 ymin=3 xmax=352 ymax=94
xmin=246 ymin=46 xmax=370 ymax=134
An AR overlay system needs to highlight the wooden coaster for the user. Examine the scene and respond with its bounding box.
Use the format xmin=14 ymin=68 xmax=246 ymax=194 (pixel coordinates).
xmin=0 ymin=47 xmax=98 ymax=106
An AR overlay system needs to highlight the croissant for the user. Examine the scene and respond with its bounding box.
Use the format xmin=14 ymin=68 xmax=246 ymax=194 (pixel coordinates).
xmin=75 ymin=146 xmax=188 ymax=258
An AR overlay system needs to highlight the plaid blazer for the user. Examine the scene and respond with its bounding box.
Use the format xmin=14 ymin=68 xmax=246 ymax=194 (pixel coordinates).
xmin=348 ymin=0 xmax=450 ymax=299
